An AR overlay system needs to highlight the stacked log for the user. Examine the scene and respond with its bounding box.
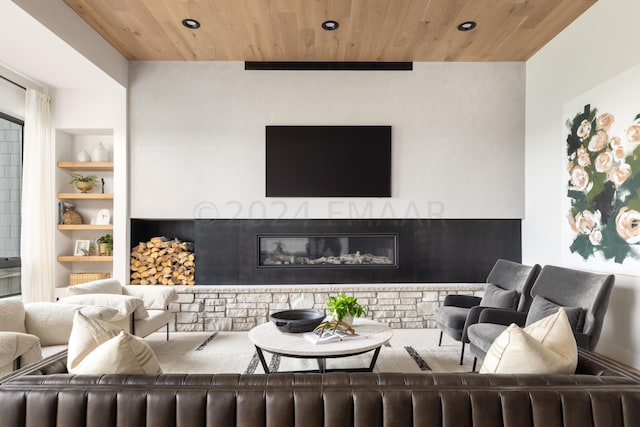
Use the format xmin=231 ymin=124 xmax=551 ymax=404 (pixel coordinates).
xmin=130 ymin=236 xmax=195 ymax=285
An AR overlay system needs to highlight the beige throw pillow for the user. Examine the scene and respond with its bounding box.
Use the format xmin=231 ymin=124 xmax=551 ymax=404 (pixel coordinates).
xmin=71 ymin=331 xmax=162 ymax=375
xmin=122 ymin=285 xmax=178 ymax=310
xmin=67 ymin=279 xmax=122 ymax=295
xmin=480 ymin=307 xmax=578 ymax=375
xmin=59 ymin=294 xmax=149 ymax=321
xmin=67 ymin=311 xmax=122 ymax=372
xmin=67 ymin=311 xmax=162 ymax=375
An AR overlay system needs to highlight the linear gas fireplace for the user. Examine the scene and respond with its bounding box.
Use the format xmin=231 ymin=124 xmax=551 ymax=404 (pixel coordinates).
xmin=258 ymin=234 xmax=397 ymax=268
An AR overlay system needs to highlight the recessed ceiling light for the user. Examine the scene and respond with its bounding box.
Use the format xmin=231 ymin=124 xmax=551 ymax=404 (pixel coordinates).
xmin=457 ymin=21 xmax=476 ymax=32
xmin=182 ymin=18 xmax=201 ymax=29
xmin=322 ymin=20 xmax=339 ymax=31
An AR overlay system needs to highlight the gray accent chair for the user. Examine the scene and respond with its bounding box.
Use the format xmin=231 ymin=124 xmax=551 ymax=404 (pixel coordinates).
xmin=467 ymin=265 xmax=615 ymax=371
xmin=434 ymin=259 xmax=541 ymax=364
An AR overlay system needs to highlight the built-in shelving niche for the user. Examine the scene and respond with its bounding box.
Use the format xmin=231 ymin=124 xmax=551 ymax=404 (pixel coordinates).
xmin=55 ymin=129 xmax=115 ymax=288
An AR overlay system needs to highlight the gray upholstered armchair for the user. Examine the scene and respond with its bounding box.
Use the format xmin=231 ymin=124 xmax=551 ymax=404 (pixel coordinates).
xmin=467 ymin=265 xmax=615 ymax=371
xmin=434 ymin=259 xmax=541 ymax=364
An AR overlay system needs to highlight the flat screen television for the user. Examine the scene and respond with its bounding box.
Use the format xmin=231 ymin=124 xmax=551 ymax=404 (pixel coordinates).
xmin=266 ymin=125 xmax=392 ymax=197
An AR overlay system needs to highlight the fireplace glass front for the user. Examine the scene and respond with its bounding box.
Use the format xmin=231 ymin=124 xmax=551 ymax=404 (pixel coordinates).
xmin=258 ymin=234 xmax=397 ymax=268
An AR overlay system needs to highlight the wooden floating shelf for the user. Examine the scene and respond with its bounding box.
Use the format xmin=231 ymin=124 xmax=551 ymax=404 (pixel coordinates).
xmin=57 ymin=224 xmax=113 ymax=231
xmin=57 ymin=256 xmax=113 ymax=263
xmin=57 ymin=193 xmax=113 ymax=200
xmin=57 ymin=161 xmax=113 ymax=171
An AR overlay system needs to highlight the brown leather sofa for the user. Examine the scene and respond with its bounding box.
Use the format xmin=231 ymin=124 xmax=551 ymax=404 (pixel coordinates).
xmin=1 ymin=349 xmax=639 ymax=427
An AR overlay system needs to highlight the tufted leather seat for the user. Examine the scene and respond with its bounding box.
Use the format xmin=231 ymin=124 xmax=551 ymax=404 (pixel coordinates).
xmin=1 ymin=349 xmax=640 ymax=426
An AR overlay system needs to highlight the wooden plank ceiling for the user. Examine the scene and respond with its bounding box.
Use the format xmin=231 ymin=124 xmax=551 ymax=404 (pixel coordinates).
xmin=63 ymin=0 xmax=597 ymax=62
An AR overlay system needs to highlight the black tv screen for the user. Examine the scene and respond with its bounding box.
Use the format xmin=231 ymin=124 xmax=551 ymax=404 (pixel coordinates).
xmin=266 ymin=126 xmax=391 ymax=197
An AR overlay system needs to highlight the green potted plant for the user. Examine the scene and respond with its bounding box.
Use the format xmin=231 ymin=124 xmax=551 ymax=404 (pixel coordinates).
xmin=69 ymin=173 xmax=97 ymax=193
xmin=326 ymin=292 xmax=366 ymax=325
xmin=96 ymin=234 xmax=113 ymax=256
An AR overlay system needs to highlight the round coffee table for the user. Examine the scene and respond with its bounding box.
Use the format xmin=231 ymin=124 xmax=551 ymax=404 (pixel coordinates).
xmin=248 ymin=318 xmax=393 ymax=373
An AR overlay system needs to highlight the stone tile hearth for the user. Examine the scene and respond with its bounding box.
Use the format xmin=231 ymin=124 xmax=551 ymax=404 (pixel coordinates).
xmin=169 ymin=283 xmax=485 ymax=332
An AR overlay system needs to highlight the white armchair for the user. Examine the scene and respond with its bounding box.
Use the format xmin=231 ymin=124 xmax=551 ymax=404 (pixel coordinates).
xmin=58 ymin=279 xmax=178 ymax=339
xmin=0 ymin=298 xmax=117 ymax=374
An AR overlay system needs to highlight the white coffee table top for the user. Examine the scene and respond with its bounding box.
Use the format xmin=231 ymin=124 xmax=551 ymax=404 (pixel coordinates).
xmin=248 ymin=318 xmax=393 ymax=357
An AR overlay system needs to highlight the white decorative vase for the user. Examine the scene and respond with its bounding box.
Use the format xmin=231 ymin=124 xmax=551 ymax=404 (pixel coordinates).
xmin=91 ymin=142 xmax=109 ymax=162
xmin=76 ymin=149 xmax=90 ymax=162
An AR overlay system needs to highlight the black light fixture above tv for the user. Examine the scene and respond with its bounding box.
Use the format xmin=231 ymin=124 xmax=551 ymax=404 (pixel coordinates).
xmin=266 ymin=125 xmax=392 ymax=197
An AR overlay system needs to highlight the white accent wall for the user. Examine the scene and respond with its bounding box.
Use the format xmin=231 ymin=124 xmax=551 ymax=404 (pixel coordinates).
xmin=525 ymin=0 xmax=640 ymax=367
xmin=129 ymin=61 xmax=525 ymax=220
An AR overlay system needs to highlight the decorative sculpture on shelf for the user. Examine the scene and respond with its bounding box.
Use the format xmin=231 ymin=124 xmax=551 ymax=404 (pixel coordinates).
xmin=91 ymin=142 xmax=109 ymax=162
xmin=76 ymin=149 xmax=90 ymax=162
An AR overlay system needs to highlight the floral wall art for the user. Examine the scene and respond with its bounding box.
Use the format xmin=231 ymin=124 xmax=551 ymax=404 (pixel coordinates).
xmin=564 ymin=65 xmax=640 ymax=273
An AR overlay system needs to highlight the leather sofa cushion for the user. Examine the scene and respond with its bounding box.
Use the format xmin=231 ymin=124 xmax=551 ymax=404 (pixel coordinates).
xmin=3 ymin=370 xmax=640 ymax=427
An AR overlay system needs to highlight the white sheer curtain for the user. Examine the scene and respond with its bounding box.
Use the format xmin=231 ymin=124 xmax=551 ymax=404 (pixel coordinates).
xmin=21 ymin=89 xmax=54 ymax=302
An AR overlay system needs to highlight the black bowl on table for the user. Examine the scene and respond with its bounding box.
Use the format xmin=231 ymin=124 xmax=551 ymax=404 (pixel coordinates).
xmin=270 ymin=310 xmax=325 ymax=333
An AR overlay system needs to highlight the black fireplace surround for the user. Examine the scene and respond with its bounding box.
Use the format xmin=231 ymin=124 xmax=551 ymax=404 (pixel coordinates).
xmin=130 ymin=219 xmax=521 ymax=285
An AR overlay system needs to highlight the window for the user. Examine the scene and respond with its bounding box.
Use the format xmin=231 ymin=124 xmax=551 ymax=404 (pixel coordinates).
xmin=0 ymin=112 xmax=23 ymax=297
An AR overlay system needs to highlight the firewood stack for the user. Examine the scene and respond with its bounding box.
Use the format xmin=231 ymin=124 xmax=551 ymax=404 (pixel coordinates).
xmin=130 ymin=236 xmax=195 ymax=285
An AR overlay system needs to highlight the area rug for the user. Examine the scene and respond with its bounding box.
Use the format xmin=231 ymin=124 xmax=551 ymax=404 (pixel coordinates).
xmin=145 ymin=329 xmax=474 ymax=374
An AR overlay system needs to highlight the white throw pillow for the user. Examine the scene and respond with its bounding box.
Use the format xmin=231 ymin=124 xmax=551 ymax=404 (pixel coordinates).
xmin=122 ymin=285 xmax=178 ymax=310
xmin=480 ymin=308 xmax=578 ymax=375
xmin=24 ymin=302 xmax=118 ymax=346
xmin=59 ymin=294 xmax=149 ymax=321
xmin=67 ymin=278 xmax=123 ymax=296
xmin=67 ymin=311 xmax=122 ymax=372
xmin=71 ymin=330 xmax=162 ymax=375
